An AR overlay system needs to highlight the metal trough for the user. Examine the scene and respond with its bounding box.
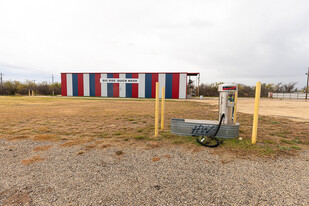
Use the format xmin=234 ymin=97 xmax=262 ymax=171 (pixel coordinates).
xmin=171 ymin=119 xmax=239 ymax=139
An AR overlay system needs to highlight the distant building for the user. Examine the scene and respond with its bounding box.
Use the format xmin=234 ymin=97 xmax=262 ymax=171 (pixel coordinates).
xmin=61 ymin=72 xmax=199 ymax=99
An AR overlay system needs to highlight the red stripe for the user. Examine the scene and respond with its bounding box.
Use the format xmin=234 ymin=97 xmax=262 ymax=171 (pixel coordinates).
xmin=61 ymin=73 xmax=67 ymax=96
xmin=132 ymin=73 xmax=139 ymax=98
xmin=113 ymin=73 xmax=119 ymax=97
xmin=95 ymin=73 xmax=101 ymax=97
xmin=151 ymin=73 xmax=158 ymax=98
xmin=78 ymin=73 xmax=84 ymax=96
xmin=172 ymin=73 xmax=180 ymax=99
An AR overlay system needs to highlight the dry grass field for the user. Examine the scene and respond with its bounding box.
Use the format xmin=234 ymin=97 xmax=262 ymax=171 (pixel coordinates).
xmin=0 ymin=96 xmax=308 ymax=158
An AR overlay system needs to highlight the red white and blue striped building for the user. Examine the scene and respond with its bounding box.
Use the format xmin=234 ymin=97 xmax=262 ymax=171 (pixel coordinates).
xmin=61 ymin=72 xmax=194 ymax=99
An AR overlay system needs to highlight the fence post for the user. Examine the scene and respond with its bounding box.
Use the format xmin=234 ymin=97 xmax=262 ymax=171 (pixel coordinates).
xmin=155 ymin=82 xmax=159 ymax=137
xmin=161 ymin=87 xmax=165 ymax=130
xmin=252 ymin=82 xmax=261 ymax=144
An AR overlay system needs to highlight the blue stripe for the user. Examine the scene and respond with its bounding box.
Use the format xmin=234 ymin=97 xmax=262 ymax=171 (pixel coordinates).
xmin=107 ymin=73 xmax=113 ymax=97
xmin=89 ymin=73 xmax=96 ymax=96
xmin=72 ymin=73 xmax=78 ymax=96
xmin=145 ymin=73 xmax=152 ymax=98
xmin=165 ymin=73 xmax=173 ymax=99
xmin=126 ymin=73 xmax=132 ymax=97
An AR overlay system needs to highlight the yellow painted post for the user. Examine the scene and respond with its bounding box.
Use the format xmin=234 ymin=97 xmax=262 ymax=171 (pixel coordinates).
xmin=161 ymin=87 xmax=165 ymax=130
xmin=32 ymin=90 xmax=34 ymax=96
xmin=252 ymin=82 xmax=261 ymax=144
xmin=52 ymin=91 xmax=54 ymax=96
xmin=233 ymin=91 xmax=238 ymax=124
xmin=28 ymin=90 xmax=31 ymax=96
xmin=155 ymin=82 xmax=159 ymax=137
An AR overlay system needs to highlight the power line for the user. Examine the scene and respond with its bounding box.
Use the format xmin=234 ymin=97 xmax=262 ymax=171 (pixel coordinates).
xmin=306 ymin=67 xmax=309 ymax=99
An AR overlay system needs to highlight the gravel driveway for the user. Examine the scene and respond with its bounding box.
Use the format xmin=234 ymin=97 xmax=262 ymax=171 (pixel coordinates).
xmin=0 ymin=139 xmax=308 ymax=205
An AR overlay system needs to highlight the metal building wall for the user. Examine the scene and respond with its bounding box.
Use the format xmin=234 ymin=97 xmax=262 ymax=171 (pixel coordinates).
xmin=61 ymin=73 xmax=187 ymax=99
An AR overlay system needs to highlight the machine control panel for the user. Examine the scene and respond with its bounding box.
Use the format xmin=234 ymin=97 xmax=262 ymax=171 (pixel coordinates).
xmin=227 ymin=92 xmax=235 ymax=106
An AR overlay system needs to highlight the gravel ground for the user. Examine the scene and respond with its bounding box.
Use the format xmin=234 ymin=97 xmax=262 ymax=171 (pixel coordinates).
xmin=0 ymin=139 xmax=308 ymax=206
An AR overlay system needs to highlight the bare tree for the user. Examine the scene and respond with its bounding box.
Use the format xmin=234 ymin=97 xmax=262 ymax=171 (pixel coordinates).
xmin=281 ymin=82 xmax=298 ymax=93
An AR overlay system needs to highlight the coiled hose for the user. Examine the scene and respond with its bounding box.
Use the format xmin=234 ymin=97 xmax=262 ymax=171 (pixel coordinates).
xmin=196 ymin=113 xmax=225 ymax=147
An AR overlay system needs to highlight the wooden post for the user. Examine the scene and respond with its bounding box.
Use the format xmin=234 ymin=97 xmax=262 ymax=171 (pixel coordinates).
xmin=306 ymin=67 xmax=309 ymax=99
xmin=155 ymin=82 xmax=159 ymax=137
xmin=252 ymin=82 xmax=261 ymax=144
xmin=161 ymin=87 xmax=165 ymax=130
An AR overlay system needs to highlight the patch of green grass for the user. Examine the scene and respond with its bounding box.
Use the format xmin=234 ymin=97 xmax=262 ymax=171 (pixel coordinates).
xmin=170 ymin=135 xmax=196 ymax=144
xmin=137 ymin=129 xmax=144 ymax=133
xmin=279 ymin=146 xmax=290 ymax=151
xmin=271 ymin=121 xmax=279 ymax=124
xmin=222 ymin=138 xmax=253 ymax=148
xmin=160 ymin=131 xmax=173 ymax=138
xmin=292 ymin=139 xmax=302 ymax=144
xmin=263 ymin=139 xmax=276 ymax=144
xmin=280 ymin=139 xmax=293 ymax=144
xmin=134 ymin=135 xmax=145 ymax=140
xmin=277 ymin=134 xmax=287 ymax=138
xmin=128 ymin=118 xmax=134 ymax=121
xmin=256 ymin=145 xmax=276 ymax=155
xmin=132 ymin=122 xmax=137 ymax=124
xmin=291 ymin=146 xmax=301 ymax=150
xmin=113 ymin=132 xmax=122 ymax=136
xmin=221 ymin=138 xmax=276 ymax=155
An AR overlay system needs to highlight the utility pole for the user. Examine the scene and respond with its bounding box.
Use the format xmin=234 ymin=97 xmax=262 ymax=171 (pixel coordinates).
xmin=51 ymin=74 xmax=55 ymax=95
xmin=0 ymin=73 xmax=3 ymax=95
xmin=306 ymin=67 xmax=309 ymax=99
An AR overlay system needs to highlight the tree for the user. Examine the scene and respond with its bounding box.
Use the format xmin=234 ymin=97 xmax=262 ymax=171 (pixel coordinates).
xmin=281 ymin=82 xmax=298 ymax=93
xmin=4 ymin=81 xmax=20 ymax=95
xmin=37 ymin=81 xmax=50 ymax=95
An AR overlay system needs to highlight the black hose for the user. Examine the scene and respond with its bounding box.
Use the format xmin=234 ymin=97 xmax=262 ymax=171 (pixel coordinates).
xmin=196 ymin=113 xmax=225 ymax=148
xmin=213 ymin=113 xmax=225 ymax=137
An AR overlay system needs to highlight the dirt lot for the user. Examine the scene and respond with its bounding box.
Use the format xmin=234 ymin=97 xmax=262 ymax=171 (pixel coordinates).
xmin=0 ymin=96 xmax=308 ymax=205
xmin=199 ymin=98 xmax=309 ymax=122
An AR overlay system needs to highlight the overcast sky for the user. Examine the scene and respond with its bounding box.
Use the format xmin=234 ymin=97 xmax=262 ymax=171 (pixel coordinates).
xmin=0 ymin=0 xmax=308 ymax=88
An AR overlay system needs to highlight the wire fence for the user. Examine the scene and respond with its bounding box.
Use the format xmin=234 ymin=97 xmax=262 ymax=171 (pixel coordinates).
xmin=268 ymin=92 xmax=307 ymax=99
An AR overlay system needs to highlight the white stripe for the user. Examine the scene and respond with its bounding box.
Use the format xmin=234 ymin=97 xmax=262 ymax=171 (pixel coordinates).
xmin=101 ymin=73 xmax=107 ymax=97
xmin=179 ymin=73 xmax=187 ymax=99
xmin=119 ymin=73 xmax=126 ymax=97
xmin=66 ymin=74 xmax=73 ymax=96
xmin=83 ymin=74 xmax=90 ymax=96
xmin=138 ymin=73 xmax=145 ymax=98
xmin=158 ymin=73 xmax=166 ymax=98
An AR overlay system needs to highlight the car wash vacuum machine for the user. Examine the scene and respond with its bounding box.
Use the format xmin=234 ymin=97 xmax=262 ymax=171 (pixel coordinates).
xmin=171 ymin=84 xmax=240 ymax=147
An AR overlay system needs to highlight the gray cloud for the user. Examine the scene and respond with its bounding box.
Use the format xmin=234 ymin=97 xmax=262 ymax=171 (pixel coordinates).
xmin=0 ymin=0 xmax=308 ymax=88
